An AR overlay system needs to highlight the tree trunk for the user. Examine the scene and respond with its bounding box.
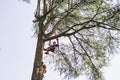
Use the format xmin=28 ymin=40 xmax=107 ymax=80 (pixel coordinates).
xmin=31 ymin=34 xmax=45 ymax=80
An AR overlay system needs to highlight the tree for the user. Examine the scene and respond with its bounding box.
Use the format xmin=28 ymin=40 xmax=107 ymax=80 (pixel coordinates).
xmin=23 ymin=0 xmax=120 ymax=80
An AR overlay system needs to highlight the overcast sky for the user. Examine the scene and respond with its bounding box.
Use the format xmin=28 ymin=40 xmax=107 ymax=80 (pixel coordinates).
xmin=0 ymin=0 xmax=120 ymax=80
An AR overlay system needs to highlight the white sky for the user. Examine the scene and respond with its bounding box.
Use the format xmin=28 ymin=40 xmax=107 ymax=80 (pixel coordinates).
xmin=0 ymin=0 xmax=120 ymax=80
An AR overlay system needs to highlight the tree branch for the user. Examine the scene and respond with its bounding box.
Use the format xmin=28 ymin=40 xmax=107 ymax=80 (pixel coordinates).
xmin=44 ymin=1 xmax=88 ymax=38
xmin=44 ymin=3 xmax=104 ymax=41
xmin=74 ymin=35 xmax=101 ymax=79
xmin=68 ymin=36 xmax=76 ymax=62
xmin=35 ymin=0 xmax=41 ymax=17
xmin=92 ymin=20 xmax=120 ymax=31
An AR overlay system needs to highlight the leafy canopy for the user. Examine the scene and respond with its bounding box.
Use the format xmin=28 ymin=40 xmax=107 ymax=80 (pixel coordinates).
xmin=23 ymin=0 xmax=120 ymax=80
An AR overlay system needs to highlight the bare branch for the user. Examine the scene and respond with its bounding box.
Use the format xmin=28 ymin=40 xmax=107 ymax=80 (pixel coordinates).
xmin=36 ymin=0 xmax=41 ymax=17
xmin=43 ymin=0 xmax=47 ymax=15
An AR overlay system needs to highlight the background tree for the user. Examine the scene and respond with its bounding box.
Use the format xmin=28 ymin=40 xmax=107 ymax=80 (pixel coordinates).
xmin=23 ymin=0 xmax=120 ymax=80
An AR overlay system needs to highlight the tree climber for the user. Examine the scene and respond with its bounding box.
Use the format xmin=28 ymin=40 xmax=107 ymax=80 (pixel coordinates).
xmin=44 ymin=38 xmax=59 ymax=54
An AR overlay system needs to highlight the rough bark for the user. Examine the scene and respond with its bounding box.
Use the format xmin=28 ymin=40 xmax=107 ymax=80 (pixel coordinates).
xmin=31 ymin=33 xmax=45 ymax=80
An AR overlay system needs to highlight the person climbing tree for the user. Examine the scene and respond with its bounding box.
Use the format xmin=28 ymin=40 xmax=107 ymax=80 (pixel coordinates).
xmin=44 ymin=38 xmax=59 ymax=54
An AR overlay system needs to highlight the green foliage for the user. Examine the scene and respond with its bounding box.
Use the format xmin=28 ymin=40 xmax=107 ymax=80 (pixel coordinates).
xmin=33 ymin=0 xmax=120 ymax=80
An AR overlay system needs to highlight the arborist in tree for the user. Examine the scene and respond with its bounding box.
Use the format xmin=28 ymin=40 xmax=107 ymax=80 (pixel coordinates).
xmin=44 ymin=38 xmax=59 ymax=54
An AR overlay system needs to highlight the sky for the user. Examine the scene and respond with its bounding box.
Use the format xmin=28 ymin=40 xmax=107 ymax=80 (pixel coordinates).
xmin=0 ymin=0 xmax=120 ymax=80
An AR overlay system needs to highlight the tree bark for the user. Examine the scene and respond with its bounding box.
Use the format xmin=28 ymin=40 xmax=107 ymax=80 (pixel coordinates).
xmin=31 ymin=34 xmax=44 ymax=80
